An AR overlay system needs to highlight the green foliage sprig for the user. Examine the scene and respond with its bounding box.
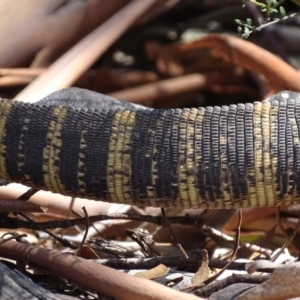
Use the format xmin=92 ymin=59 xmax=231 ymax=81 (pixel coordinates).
xmin=236 ymin=0 xmax=299 ymax=38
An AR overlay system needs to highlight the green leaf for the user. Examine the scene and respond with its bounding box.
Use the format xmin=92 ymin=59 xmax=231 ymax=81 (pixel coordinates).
xmin=279 ymin=6 xmax=286 ymax=17
xmin=243 ymin=27 xmax=251 ymax=38
xmin=238 ymin=26 xmax=243 ymax=36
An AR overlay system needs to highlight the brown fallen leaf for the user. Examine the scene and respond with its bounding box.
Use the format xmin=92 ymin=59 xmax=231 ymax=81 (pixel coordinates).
xmin=134 ymin=264 xmax=169 ymax=280
xmin=74 ymin=244 xmax=99 ymax=259
xmin=191 ymin=249 xmax=210 ymax=285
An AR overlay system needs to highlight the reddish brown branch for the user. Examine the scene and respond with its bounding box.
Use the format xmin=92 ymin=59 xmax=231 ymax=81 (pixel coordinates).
xmin=185 ymin=34 xmax=300 ymax=93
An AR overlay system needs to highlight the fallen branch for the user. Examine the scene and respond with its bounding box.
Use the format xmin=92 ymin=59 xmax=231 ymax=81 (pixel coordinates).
xmin=0 ymin=238 xmax=202 ymax=300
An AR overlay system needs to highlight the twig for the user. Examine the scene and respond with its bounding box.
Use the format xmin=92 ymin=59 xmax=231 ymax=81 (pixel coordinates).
xmin=202 ymin=224 xmax=272 ymax=257
xmin=161 ymin=208 xmax=188 ymax=258
xmin=93 ymin=251 xmax=248 ymax=271
xmin=0 ymin=68 xmax=44 ymax=76
xmin=0 ymin=199 xmax=43 ymax=213
xmin=109 ymin=73 xmax=207 ymax=103
xmin=249 ymin=12 xmax=299 ymax=33
xmin=77 ymin=207 xmax=90 ymax=256
xmin=202 ymin=209 xmax=242 ymax=285
xmin=0 ymin=76 xmax=33 ymax=87
xmin=71 ymin=207 xmax=105 ymax=239
xmin=272 ymin=210 xmax=300 ymax=261
xmin=0 ymin=233 xmax=28 ymax=245
xmin=17 ymin=188 xmax=39 ymax=201
xmin=195 ymin=273 xmax=270 ymax=298
xmin=0 ymin=213 xmax=204 ymax=229
xmin=17 ymin=213 xmax=76 ymax=249
xmin=125 ymin=228 xmax=161 ymax=257
xmin=245 ymin=1 xmax=290 ymax=63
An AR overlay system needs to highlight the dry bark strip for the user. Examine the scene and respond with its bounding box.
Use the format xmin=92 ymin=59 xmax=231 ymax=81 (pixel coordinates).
xmin=0 ymin=238 xmax=202 ymax=300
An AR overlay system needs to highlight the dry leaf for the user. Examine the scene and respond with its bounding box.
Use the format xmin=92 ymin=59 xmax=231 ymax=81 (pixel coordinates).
xmin=74 ymin=244 xmax=99 ymax=259
xmin=191 ymin=249 xmax=210 ymax=285
xmin=134 ymin=264 xmax=169 ymax=280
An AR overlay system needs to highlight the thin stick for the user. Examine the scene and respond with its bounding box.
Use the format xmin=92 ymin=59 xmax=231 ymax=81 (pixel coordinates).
xmin=109 ymin=73 xmax=207 ymax=103
xmin=77 ymin=206 xmax=90 ymax=256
